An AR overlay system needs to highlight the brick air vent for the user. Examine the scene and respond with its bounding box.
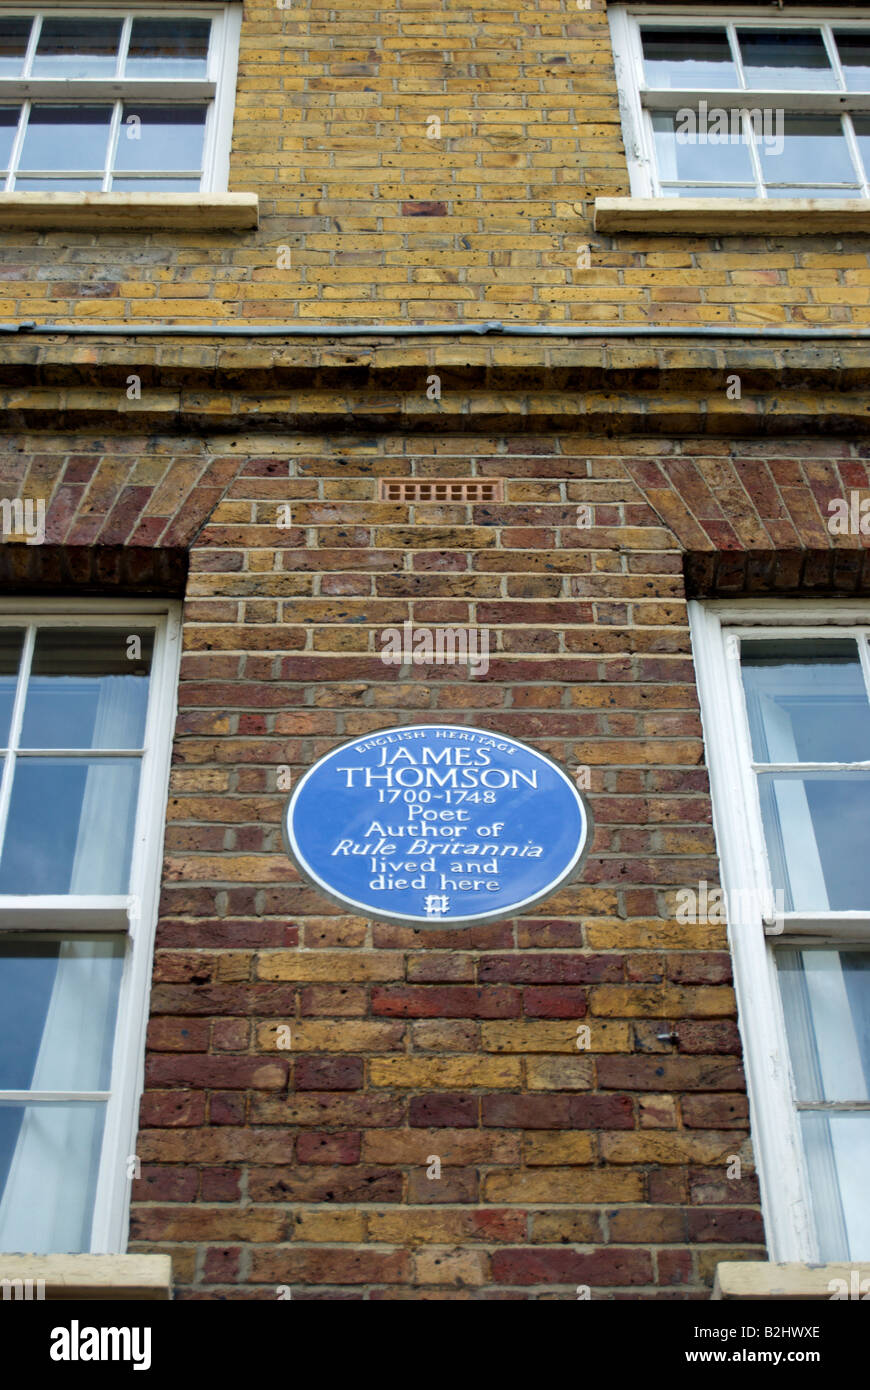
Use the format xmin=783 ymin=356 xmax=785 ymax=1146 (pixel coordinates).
xmin=379 ymin=479 xmax=504 ymax=503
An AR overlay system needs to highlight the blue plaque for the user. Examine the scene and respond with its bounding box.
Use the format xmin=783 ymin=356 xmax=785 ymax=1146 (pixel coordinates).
xmin=282 ymin=724 xmax=592 ymax=926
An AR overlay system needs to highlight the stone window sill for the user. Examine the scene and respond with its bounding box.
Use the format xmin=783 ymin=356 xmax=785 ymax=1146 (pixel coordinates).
xmin=0 ymin=192 xmax=258 ymax=230
xmin=0 ymin=1254 xmax=172 ymax=1300
xmin=714 ymin=1261 xmax=870 ymax=1300
xmin=594 ymin=197 xmax=870 ymax=235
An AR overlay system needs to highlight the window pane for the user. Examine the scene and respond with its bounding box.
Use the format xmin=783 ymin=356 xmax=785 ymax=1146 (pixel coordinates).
xmin=779 ymin=950 xmax=870 ymax=1101
xmin=110 ymin=176 xmax=201 ymax=192
xmin=19 ymin=106 xmax=113 ymax=173
xmin=0 ymin=107 xmax=19 ymax=170
xmin=852 ymin=116 xmax=870 ymax=183
xmin=125 ymin=19 xmax=210 ymax=79
xmin=659 ymin=184 xmax=755 ymax=197
xmin=31 ymin=18 xmax=121 ymax=78
xmin=20 ymin=627 xmax=153 ymax=749
xmin=0 ymin=1100 xmax=106 ymax=1254
xmin=758 ymin=115 xmax=856 ymax=186
xmin=764 ymin=186 xmax=861 ymax=199
xmin=0 ymin=18 xmax=30 ymax=78
xmin=0 ymin=628 xmax=23 ymax=745
xmin=757 ymin=771 xmax=870 ymax=912
xmin=800 ymin=1112 xmax=870 ymax=1261
xmin=114 ymin=105 xmax=206 ymax=173
xmin=641 ymin=27 xmax=738 ymax=89
xmin=740 ymin=638 xmax=870 ymax=762
xmin=12 ymin=177 xmax=104 ymax=191
xmin=0 ymin=757 xmax=141 ymax=894
xmin=652 ymin=111 xmax=755 ymax=185
xmin=738 ymin=28 xmax=837 ymax=91
xmin=0 ymin=936 xmax=124 ymax=1091
xmin=835 ymin=32 xmax=870 ymax=93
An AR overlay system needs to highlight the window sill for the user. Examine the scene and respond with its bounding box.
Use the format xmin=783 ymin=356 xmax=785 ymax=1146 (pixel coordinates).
xmin=0 ymin=192 xmax=258 ymax=230
xmin=713 ymin=1261 xmax=870 ymax=1300
xmin=0 ymin=1254 xmax=172 ymax=1300
xmin=593 ymin=197 xmax=870 ymax=235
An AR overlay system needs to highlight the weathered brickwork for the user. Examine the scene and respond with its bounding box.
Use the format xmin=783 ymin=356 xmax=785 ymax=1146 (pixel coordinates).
xmin=3 ymin=431 xmax=870 ymax=1297
xmin=0 ymin=0 xmax=869 ymax=325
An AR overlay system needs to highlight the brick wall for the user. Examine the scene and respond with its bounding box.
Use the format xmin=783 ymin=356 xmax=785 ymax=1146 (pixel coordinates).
xmin=4 ymin=430 xmax=870 ymax=1296
xmin=1 ymin=0 xmax=869 ymax=325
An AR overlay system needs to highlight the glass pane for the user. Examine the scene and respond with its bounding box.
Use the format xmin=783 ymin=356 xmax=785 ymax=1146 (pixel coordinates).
xmin=31 ymin=18 xmax=121 ymax=78
xmin=652 ymin=111 xmax=755 ymax=185
xmin=778 ymin=950 xmax=870 ymax=1101
xmin=660 ymin=184 xmax=754 ymax=197
xmin=0 ymin=107 xmax=19 ymax=169
xmin=738 ymin=28 xmax=837 ymax=91
xmin=800 ymin=1112 xmax=870 ymax=1261
xmin=0 ymin=1100 xmax=106 ymax=1254
xmin=114 ymin=105 xmax=206 ymax=173
xmin=0 ymin=936 xmax=124 ymax=1090
xmin=851 ymin=116 xmax=870 ymax=183
xmin=0 ymin=18 xmax=30 ymax=78
xmin=835 ymin=32 xmax=870 ymax=93
xmin=0 ymin=757 xmax=141 ymax=894
xmin=12 ymin=177 xmax=104 ymax=192
xmin=757 ymin=771 xmax=870 ymax=912
xmin=20 ymin=627 xmax=153 ymax=749
xmin=641 ymin=27 xmax=738 ymax=89
xmin=110 ymin=176 xmax=201 ymax=192
xmin=740 ymin=638 xmax=870 ymax=762
xmin=19 ymin=106 xmax=113 ymax=173
xmin=125 ymin=19 xmax=210 ymax=79
xmin=0 ymin=628 xmax=23 ymax=746
xmin=765 ymin=186 xmax=861 ymax=199
xmin=758 ymin=115 xmax=856 ymax=186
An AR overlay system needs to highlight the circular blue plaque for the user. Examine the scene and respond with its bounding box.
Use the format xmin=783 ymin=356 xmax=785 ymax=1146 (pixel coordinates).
xmin=282 ymin=724 xmax=592 ymax=926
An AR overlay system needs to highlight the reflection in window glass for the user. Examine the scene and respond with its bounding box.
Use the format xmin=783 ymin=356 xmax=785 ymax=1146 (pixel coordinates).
xmin=641 ymin=27 xmax=738 ymax=89
xmin=19 ymin=106 xmax=113 ymax=173
xmin=0 ymin=936 xmax=124 ymax=1092
xmin=740 ymin=639 xmax=870 ymax=763
xmin=652 ymin=110 xmax=755 ymax=185
xmin=0 ymin=758 xmax=141 ymax=894
xmin=114 ymin=105 xmax=207 ymax=173
xmin=738 ymin=28 xmax=837 ymax=91
xmin=0 ymin=18 xmax=30 ymax=78
xmin=835 ymin=32 xmax=870 ymax=93
xmin=758 ymin=115 xmax=857 ymax=187
xmin=31 ymin=19 xmax=122 ymax=79
xmin=0 ymin=628 xmax=23 ymax=746
xmin=20 ymin=628 xmax=152 ymax=749
xmin=125 ymin=19 xmax=210 ymax=79
xmin=757 ymin=772 xmax=870 ymax=912
xmin=0 ymin=1101 xmax=107 ymax=1253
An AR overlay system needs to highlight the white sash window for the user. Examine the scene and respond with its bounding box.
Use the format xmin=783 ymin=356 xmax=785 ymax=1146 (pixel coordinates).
xmin=690 ymin=600 xmax=870 ymax=1261
xmin=0 ymin=600 xmax=180 ymax=1254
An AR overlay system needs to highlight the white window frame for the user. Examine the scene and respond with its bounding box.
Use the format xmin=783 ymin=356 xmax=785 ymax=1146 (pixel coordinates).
xmin=690 ymin=597 xmax=870 ymax=1262
xmin=0 ymin=3 xmax=242 ymax=192
xmin=609 ymin=6 xmax=870 ymax=199
xmin=0 ymin=597 xmax=181 ymax=1254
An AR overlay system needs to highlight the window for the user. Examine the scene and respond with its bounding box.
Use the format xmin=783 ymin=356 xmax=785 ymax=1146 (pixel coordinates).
xmin=609 ymin=9 xmax=870 ymax=199
xmin=690 ymin=601 xmax=870 ymax=1262
xmin=0 ymin=7 xmax=241 ymax=192
xmin=0 ymin=602 xmax=180 ymax=1254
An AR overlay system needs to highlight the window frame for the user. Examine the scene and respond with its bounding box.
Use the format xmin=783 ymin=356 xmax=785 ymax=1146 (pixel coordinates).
xmin=609 ymin=5 xmax=870 ymax=200
xmin=0 ymin=2 xmax=242 ymax=193
xmin=0 ymin=598 xmax=181 ymax=1254
xmin=690 ymin=597 xmax=870 ymax=1262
